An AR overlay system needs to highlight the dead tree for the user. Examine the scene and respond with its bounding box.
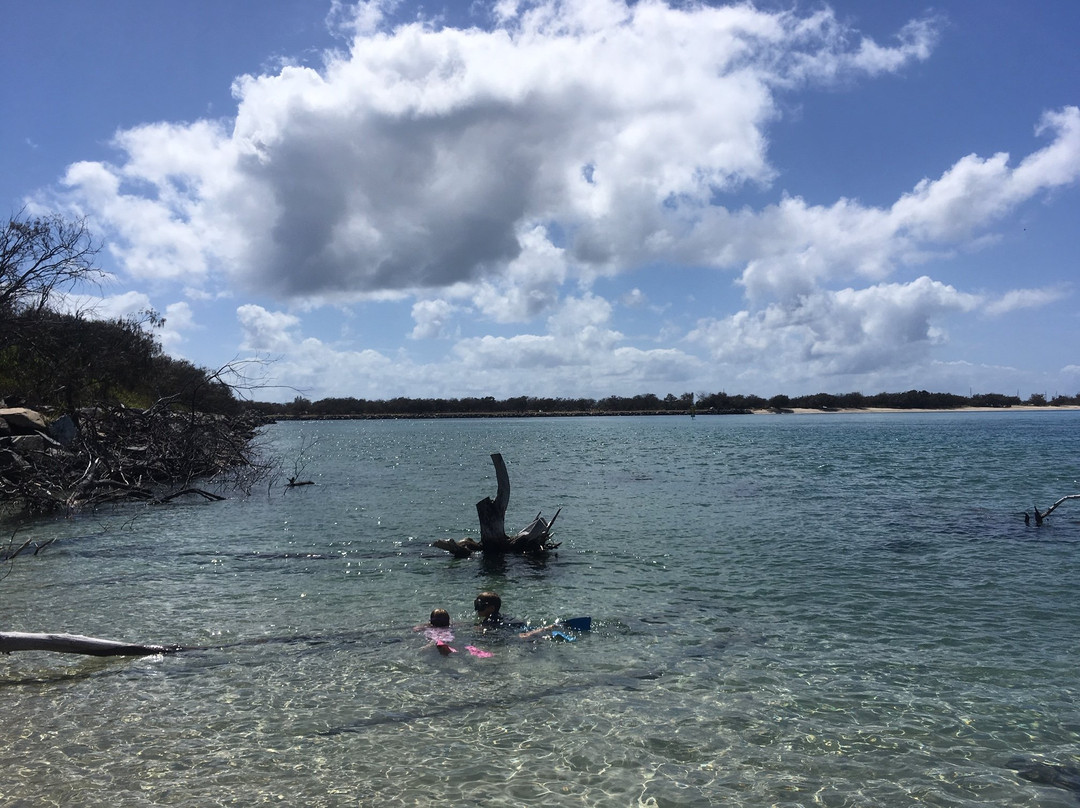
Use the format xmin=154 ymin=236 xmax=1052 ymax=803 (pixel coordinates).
xmin=1026 ymin=493 xmax=1080 ymax=526
xmin=0 ymin=630 xmax=181 ymax=657
xmin=432 ymin=453 xmax=560 ymax=558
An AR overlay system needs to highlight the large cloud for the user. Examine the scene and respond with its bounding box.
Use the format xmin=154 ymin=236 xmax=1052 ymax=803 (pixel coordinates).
xmin=687 ymin=276 xmax=981 ymax=380
xmin=55 ymin=0 xmax=943 ymax=302
xmin=40 ymin=0 xmax=1080 ymax=399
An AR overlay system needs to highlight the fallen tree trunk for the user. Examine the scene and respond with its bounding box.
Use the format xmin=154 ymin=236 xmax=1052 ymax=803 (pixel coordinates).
xmin=0 ymin=631 xmax=182 ymax=657
xmin=432 ymin=453 xmax=560 ymax=557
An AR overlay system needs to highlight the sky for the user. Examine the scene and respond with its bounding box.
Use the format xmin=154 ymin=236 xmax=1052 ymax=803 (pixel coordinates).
xmin=3 ymin=0 xmax=1079 ymax=404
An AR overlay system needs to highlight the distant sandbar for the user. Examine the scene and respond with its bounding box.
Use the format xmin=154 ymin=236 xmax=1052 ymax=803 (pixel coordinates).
xmin=753 ymin=405 xmax=1080 ymax=415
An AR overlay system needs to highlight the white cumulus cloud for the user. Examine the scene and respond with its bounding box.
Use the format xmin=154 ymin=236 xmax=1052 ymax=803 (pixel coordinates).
xmin=410 ymin=298 xmax=458 ymax=339
xmin=687 ymin=276 xmax=981 ymax=381
xmin=29 ymin=1 xmax=1080 ymax=400
xmin=53 ymin=0 xmax=943 ymax=304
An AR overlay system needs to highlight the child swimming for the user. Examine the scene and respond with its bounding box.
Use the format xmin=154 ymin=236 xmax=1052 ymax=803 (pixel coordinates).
xmin=415 ymin=608 xmax=456 ymax=655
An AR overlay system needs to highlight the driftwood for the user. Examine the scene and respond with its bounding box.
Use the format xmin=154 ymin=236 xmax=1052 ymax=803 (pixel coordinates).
xmin=1026 ymin=493 xmax=1080 ymax=526
xmin=432 ymin=453 xmax=560 ymax=558
xmin=2 ymin=533 xmax=56 ymax=562
xmin=0 ymin=631 xmax=182 ymax=657
xmin=155 ymin=488 xmax=226 ymax=503
xmin=434 ymin=537 xmax=483 ymax=559
xmin=0 ymin=404 xmax=267 ymax=517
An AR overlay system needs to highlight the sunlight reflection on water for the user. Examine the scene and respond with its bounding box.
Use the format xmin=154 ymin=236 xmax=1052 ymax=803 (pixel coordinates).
xmin=3 ymin=412 xmax=1080 ymax=806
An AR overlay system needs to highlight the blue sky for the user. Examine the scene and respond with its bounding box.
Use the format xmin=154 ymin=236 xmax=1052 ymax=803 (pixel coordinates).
xmin=4 ymin=0 xmax=1078 ymax=403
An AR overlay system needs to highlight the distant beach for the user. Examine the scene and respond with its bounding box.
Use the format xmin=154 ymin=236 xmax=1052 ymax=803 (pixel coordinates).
xmin=273 ymin=404 xmax=1080 ymax=421
xmin=755 ymin=405 xmax=1080 ymax=415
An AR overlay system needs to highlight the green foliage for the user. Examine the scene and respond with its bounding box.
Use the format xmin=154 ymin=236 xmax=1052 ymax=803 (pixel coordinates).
xmin=969 ymin=392 xmax=1022 ymax=408
xmin=0 ymin=212 xmax=237 ymax=415
xmin=0 ymin=307 xmax=238 ymax=414
xmin=4 ymin=311 xmax=159 ymax=408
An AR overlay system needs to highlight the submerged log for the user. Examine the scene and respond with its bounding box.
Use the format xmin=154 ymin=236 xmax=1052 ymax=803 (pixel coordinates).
xmin=155 ymin=488 xmax=226 ymax=503
xmin=0 ymin=631 xmax=182 ymax=657
xmin=433 ymin=453 xmax=560 ymax=557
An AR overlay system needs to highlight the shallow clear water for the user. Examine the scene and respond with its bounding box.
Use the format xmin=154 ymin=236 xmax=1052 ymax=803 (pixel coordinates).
xmin=3 ymin=412 xmax=1080 ymax=806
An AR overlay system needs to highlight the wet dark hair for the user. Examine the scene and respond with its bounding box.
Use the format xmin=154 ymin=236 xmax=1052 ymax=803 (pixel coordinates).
xmin=429 ymin=608 xmax=450 ymax=627
xmin=474 ymin=591 xmax=501 ymax=613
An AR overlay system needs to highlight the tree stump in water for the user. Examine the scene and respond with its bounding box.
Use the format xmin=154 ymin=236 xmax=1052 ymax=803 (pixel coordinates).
xmin=432 ymin=453 xmax=560 ymax=557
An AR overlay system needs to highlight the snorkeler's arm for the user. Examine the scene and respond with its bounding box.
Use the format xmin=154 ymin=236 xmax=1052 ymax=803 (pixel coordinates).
xmin=518 ymin=623 xmax=557 ymax=639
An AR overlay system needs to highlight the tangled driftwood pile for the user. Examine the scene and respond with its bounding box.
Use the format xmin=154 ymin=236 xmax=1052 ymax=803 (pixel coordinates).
xmin=0 ymin=403 xmax=264 ymax=519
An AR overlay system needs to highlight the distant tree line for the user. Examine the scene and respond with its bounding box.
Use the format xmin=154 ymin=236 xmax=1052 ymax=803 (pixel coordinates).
xmin=251 ymin=388 xmax=1079 ymax=419
xmin=5 ymin=211 xmax=1075 ymax=424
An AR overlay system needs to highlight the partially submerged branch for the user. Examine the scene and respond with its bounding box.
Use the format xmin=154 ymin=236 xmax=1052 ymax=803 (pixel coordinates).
xmin=285 ymin=432 xmax=318 ymax=489
xmin=2 ymin=530 xmax=56 ymax=564
xmin=1026 ymin=493 xmax=1080 ymax=526
xmin=432 ymin=537 xmax=483 ymax=558
xmin=155 ymin=488 xmax=226 ymax=503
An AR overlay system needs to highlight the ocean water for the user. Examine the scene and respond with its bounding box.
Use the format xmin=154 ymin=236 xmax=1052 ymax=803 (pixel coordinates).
xmin=2 ymin=411 xmax=1079 ymax=807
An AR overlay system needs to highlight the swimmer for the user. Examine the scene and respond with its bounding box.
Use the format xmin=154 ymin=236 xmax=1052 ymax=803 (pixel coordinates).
xmin=415 ymin=608 xmax=456 ymax=655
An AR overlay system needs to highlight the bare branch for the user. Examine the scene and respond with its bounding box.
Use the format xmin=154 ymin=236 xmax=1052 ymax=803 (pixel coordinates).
xmin=1 ymin=210 xmax=104 ymax=315
xmin=1028 ymin=493 xmax=1080 ymax=525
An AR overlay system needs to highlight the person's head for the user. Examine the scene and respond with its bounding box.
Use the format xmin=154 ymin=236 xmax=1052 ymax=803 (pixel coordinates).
xmin=474 ymin=591 xmax=501 ymax=619
xmin=429 ymin=608 xmax=450 ymax=627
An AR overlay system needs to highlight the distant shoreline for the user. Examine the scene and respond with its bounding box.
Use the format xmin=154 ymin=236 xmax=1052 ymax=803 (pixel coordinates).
xmin=757 ymin=405 xmax=1080 ymax=415
xmin=271 ymin=405 xmax=1080 ymax=421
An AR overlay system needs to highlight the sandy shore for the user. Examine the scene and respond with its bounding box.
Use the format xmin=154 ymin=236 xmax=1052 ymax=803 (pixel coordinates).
xmin=751 ymin=405 xmax=1080 ymax=415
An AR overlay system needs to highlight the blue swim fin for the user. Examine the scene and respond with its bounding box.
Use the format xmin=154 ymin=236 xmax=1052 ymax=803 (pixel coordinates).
xmin=562 ymin=617 xmax=591 ymax=632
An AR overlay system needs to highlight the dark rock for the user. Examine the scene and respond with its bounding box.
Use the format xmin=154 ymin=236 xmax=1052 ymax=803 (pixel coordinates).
xmin=48 ymin=414 xmax=78 ymax=447
xmin=1008 ymin=756 xmax=1080 ymax=796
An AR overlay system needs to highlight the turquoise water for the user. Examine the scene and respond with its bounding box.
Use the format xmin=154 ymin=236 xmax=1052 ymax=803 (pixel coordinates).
xmin=3 ymin=412 xmax=1080 ymax=806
